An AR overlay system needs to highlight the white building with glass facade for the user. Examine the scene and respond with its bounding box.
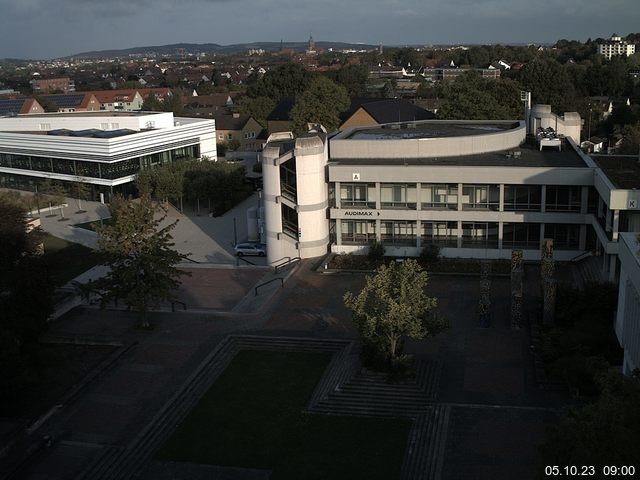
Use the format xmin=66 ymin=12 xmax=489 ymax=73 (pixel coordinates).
xmin=0 ymin=111 xmax=216 ymax=200
xmin=261 ymin=109 xmax=619 ymax=265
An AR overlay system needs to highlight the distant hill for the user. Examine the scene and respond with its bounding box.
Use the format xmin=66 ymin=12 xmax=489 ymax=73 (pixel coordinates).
xmin=69 ymin=41 xmax=380 ymax=59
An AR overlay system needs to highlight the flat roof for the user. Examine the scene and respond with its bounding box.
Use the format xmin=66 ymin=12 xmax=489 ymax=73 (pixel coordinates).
xmin=341 ymin=121 xmax=520 ymax=140
xmin=330 ymin=142 xmax=588 ymax=168
xmin=592 ymin=155 xmax=640 ymax=189
xmin=14 ymin=111 xmax=163 ymax=118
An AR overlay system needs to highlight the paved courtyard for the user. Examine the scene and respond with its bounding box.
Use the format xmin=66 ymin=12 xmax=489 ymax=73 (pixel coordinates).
xmin=5 ymin=260 xmax=567 ymax=480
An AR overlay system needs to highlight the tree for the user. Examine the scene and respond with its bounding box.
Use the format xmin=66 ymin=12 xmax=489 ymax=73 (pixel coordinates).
xmin=246 ymin=62 xmax=316 ymax=101
xmin=290 ymin=76 xmax=349 ymax=133
xmin=237 ymin=95 xmax=276 ymax=128
xmin=538 ymin=371 xmax=640 ymax=473
xmin=517 ymin=59 xmax=577 ymax=112
xmin=438 ymin=72 xmax=522 ymax=120
xmin=343 ymin=259 xmax=445 ymax=369
xmin=141 ymin=92 xmax=163 ymax=111
xmin=0 ymin=199 xmax=53 ymax=407
xmin=86 ymin=196 xmax=189 ymax=328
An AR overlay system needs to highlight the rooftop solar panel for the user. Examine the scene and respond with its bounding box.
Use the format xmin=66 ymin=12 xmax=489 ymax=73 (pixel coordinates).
xmin=0 ymin=99 xmax=26 ymax=115
xmin=41 ymin=94 xmax=84 ymax=108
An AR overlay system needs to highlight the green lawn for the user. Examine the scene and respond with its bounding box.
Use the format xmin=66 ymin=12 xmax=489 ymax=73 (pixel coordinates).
xmin=73 ymin=217 xmax=113 ymax=232
xmin=42 ymin=233 xmax=104 ymax=286
xmin=156 ymin=350 xmax=411 ymax=480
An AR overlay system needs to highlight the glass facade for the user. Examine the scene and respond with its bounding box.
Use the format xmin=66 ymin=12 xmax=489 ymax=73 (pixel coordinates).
xmin=340 ymin=183 xmax=375 ymax=208
xmin=380 ymin=184 xmax=417 ymax=209
xmin=380 ymin=220 xmax=417 ymax=244
xmin=421 ymin=184 xmax=458 ymax=210
xmin=461 ymin=222 xmax=499 ymax=248
xmin=545 ymin=186 xmax=582 ymax=212
xmin=462 ymin=185 xmax=500 ymax=210
xmin=544 ymin=224 xmax=580 ymax=250
xmin=0 ymin=144 xmax=199 ymax=182
xmin=341 ymin=220 xmax=376 ymax=244
xmin=504 ymin=185 xmax=542 ymax=211
xmin=421 ymin=221 xmax=458 ymax=247
xmin=502 ymin=223 xmax=541 ymax=249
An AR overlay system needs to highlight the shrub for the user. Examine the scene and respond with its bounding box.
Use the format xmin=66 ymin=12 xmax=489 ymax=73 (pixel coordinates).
xmin=367 ymin=240 xmax=385 ymax=262
xmin=420 ymin=243 xmax=440 ymax=263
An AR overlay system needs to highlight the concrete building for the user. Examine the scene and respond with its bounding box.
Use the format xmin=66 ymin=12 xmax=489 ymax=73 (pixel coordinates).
xmin=0 ymin=97 xmax=44 ymax=116
xmin=30 ymin=77 xmax=75 ymax=93
xmin=598 ymin=34 xmax=636 ymax=60
xmin=40 ymin=93 xmax=101 ymax=113
xmin=615 ymin=232 xmax=640 ymax=374
xmin=0 ymin=111 xmax=216 ymax=200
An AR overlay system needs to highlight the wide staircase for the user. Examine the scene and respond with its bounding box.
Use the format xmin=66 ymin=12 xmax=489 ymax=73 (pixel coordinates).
xmin=77 ymin=335 xmax=447 ymax=480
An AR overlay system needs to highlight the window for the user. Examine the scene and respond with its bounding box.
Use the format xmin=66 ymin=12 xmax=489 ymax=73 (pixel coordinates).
xmin=380 ymin=184 xmax=417 ymax=209
xmin=502 ymin=223 xmax=540 ymax=249
xmin=380 ymin=221 xmax=417 ymax=245
xmin=544 ymin=224 xmax=580 ymax=250
xmin=504 ymin=186 xmax=541 ymax=211
xmin=422 ymin=221 xmax=457 ymax=247
xmin=281 ymin=204 xmax=298 ymax=239
xmin=461 ymin=222 xmax=499 ymax=248
xmin=218 ymin=134 xmax=224 ymax=140
xmin=341 ymin=220 xmax=376 ymax=244
xmin=227 ymin=133 xmax=233 ymax=140
xmin=340 ymin=183 xmax=375 ymax=208
xmin=545 ymin=186 xmax=581 ymax=212
xmin=462 ymin=185 xmax=499 ymax=210
xmin=421 ymin=184 xmax=458 ymax=209
xmin=279 ymin=159 xmax=297 ymax=202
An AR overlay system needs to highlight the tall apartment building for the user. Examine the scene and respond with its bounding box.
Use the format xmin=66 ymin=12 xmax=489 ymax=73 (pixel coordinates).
xmin=30 ymin=77 xmax=76 ymax=93
xmin=598 ymin=34 xmax=636 ymax=60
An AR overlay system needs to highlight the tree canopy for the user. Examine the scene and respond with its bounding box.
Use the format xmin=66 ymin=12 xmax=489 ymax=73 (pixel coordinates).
xmin=289 ymin=76 xmax=349 ymax=134
xmin=86 ymin=196 xmax=188 ymax=327
xmin=246 ymin=62 xmax=316 ymax=101
xmin=343 ymin=259 xmax=445 ymax=367
xmin=0 ymin=199 xmax=53 ymax=407
xmin=437 ymin=72 xmax=523 ymax=120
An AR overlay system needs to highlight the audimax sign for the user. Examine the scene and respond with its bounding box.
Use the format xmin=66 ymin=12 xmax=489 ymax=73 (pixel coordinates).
xmin=344 ymin=211 xmax=381 ymax=216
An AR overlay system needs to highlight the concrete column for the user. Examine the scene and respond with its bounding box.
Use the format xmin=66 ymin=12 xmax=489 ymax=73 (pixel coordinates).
xmin=540 ymin=185 xmax=547 ymax=213
xmin=498 ymin=222 xmax=504 ymax=250
xmin=579 ymin=224 xmax=587 ymax=251
xmin=335 ymin=219 xmax=342 ymax=246
xmin=375 ymin=182 xmax=381 ymax=210
xmin=608 ymin=254 xmax=617 ymax=282
xmin=613 ymin=210 xmax=620 ymax=240
xmin=539 ymin=224 xmax=545 ymax=248
xmin=457 ymin=220 xmax=462 ymax=248
xmin=416 ymin=220 xmax=422 ymax=248
xmin=457 ymin=183 xmax=463 ymax=211
xmin=416 ymin=183 xmax=422 ymax=211
xmin=499 ymin=184 xmax=505 ymax=212
xmin=580 ymin=186 xmax=589 ymax=214
xmin=375 ymin=219 xmax=381 ymax=241
xmin=335 ymin=181 xmax=341 ymax=209
xmin=606 ymin=208 xmax=612 ymax=232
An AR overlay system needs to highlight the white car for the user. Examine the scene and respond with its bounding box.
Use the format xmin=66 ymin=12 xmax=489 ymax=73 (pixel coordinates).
xmin=234 ymin=243 xmax=266 ymax=257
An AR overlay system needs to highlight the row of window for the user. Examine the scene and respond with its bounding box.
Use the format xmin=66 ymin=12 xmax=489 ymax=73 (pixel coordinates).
xmin=339 ymin=220 xmax=580 ymax=250
xmin=336 ymin=183 xmax=596 ymax=213
xmin=0 ymin=146 xmax=199 ymax=180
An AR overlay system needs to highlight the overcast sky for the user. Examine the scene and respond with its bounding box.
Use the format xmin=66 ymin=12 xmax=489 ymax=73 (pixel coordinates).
xmin=1 ymin=0 xmax=639 ymax=59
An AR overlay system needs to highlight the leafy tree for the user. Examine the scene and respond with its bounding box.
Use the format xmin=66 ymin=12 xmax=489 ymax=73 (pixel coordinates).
xmin=517 ymin=59 xmax=576 ymax=112
xmin=538 ymin=371 xmax=640 ymax=474
xmin=290 ymin=76 xmax=349 ymax=133
xmin=392 ymin=47 xmax=420 ymax=68
xmin=334 ymin=64 xmax=369 ymax=97
xmin=86 ymin=196 xmax=188 ymax=328
xmin=246 ymin=62 xmax=316 ymax=101
xmin=141 ymin=92 xmax=163 ymax=111
xmin=0 ymin=199 xmax=53 ymax=407
xmin=237 ymin=95 xmax=276 ymax=127
xmin=615 ymin=123 xmax=640 ymax=155
xmin=343 ymin=259 xmax=445 ymax=368
xmin=438 ymin=72 xmax=522 ymax=120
